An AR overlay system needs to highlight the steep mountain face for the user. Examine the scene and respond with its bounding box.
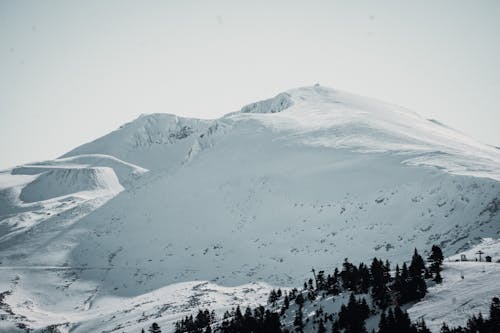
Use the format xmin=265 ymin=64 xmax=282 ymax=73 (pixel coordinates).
xmin=0 ymin=85 xmax=499 ymax=332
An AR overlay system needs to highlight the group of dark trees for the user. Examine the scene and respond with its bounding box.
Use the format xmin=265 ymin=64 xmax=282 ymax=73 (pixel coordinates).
xmin=336 ymin=293 xmax=370 ymax=333
xmin=322 ymin=247 xmax=432 ymax=333
xmin=163 ymin=245 xmax=495 ymax=333
xmin=377 ymin=305 xmax=430 ymax=333
xmin=174 ymin=309 xmax=216 ymax=333
xmin=307 ymin=248 xmax=431 ymax=309
xmin=440 ymin=297 xmax=500 ymax=333
xmin=174 ymin=305 xmax=281 ymax=333
xmin=149 ymin=295 xmax=500 ymax=333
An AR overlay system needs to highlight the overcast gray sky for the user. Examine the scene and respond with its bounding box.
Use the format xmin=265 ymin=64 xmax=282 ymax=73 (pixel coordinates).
xmin=1 ymin=0 xmax=500 ymax=169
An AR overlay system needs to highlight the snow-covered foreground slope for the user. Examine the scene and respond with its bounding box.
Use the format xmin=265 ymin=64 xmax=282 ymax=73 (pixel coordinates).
xmin=272 ymin=238 xmax=500 ymax=333
xmin=0 ymin=273 xmax=271 ymax=333
xmin=408 ymin=238 xmax=500 ymax=332
xmin=0 ymin=85 xmax=499 ymax=331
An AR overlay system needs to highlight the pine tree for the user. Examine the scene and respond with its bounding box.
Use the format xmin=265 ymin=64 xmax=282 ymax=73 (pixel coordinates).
xmin=318 ymin=318 xmax=327 ymax=333
xmin=268 ymin=289 xmax=279 ymax=306
xmin=371 ymin=258 xmax=390 ymax=309
xmin=428 ymin=245 xmax=444 ymax=271
xmin=295 ymin=293 xmax=305 ymax=307
xmin=398 ymin=249 xmax=427 ymax=303
xmin=148 ymin=322 xmax=161 ymax=333
xmin=338 ymin=293 xmax=369 ymax=333
xmin=490 ymin=297 xmax=500 ymax=332
xmin=378 ymin=311 xmax=388 ymax=333
xmin=384 ymin=260 xmax=391 ymax=284
xmin=359 ymin=263 xmax=371 ymax=293
xmin=394 ymin=306 xmax=407 ymax=332
xmin=316 ymin=270 xmax=326 ymax=290
xmin=294 ymin=307 xmax=304 ymax=332
xmin=410 ymin=249 xmax=426 ymax=277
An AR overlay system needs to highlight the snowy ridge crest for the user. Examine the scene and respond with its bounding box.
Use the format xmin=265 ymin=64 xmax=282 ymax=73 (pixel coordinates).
xmin=240 ymin=92 xmax=293 ymax=114
xmin=130 ymin=114 xmax=197 ymax=147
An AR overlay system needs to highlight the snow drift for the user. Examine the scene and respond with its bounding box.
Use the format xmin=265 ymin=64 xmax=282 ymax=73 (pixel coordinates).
xmin=19 ymin=167 xmax=123 ymax=203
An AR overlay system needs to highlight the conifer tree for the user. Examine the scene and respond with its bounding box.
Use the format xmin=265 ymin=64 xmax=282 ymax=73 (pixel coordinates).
xmin=268 ymin=289 xmax=279 ymax=306
xmin=486 ymin=296 xmax=500 ymax=332
xmin=378 ymin=311 xmax=388 ymax=333
xmin=295 ymin=293 xmax=305 ymax=307
xmin=318 ymin=318 xmax=327 ymax=333
xmin=149 ymin=322 xmax=161 ymax=333
xmin=428 ymin=245 xmax=444 ymax=271
xmin=294 ymin=307 xmax=304 ymax=332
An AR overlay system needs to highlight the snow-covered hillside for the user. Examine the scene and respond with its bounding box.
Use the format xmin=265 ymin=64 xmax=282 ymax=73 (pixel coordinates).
xmin=0 ymin=85 xmax=499 ymax=332
xmin=263 ymin=238 xmax=500 ymax=333
xmin=408 ymin=238 xmax=500 ymax=332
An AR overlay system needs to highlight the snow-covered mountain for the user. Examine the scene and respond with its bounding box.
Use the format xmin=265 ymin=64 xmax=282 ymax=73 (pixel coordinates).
xmin=0 ymin=85 xmax=499 ymax=332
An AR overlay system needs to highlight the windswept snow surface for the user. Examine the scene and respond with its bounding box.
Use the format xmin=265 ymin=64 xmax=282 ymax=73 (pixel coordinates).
xmin=0 ymin=85 xmax=499 ymax=332
xmin=229 ymin=86 xmax=500 ymax=181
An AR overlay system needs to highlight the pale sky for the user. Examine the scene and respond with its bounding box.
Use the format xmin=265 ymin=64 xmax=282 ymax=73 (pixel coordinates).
xmin=1 ymin=0 xmax=500 ymax=169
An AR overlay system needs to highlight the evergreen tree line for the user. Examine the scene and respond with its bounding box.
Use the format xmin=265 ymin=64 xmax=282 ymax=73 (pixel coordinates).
xmin=174 ymin=309 xmax=216 ymax=333
xmin=296 ymin=247 xmax=438 ymax=310
xmin=174 ymin=305 xmax=282 ymax=333
xmin=169 ymin=245 xmax=447 ymax=333
xmin=140 ymin=297 xmax=500 ymax=333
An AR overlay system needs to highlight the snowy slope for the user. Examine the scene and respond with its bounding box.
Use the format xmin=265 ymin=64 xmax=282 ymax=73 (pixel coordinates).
xmin=273 ymin=238 xmax=500 ymax=333
xmin=408 ymin=238 xmax=500 ymax=332
xmin=0 ymin=85 xmax=499 ymax=332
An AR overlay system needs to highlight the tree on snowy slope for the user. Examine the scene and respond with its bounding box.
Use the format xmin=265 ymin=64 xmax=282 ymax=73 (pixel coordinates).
xmin=317 ymin=317 xmax=327 ymax=333
xmin=394 ymin=249 xmax=427 ymax=303
xmin=293 ymin=306 xmax=304 ymax=332
xmin=268 ymin=289 xmax=280 ymax=306
xmin=337 ymin=292 xmax=370 ymax=333
xmin=491 ymin=297 xmax=500 ymax=329
xmin=174 ymin=309 xmax=215 ymax=333
xmin=370 ymin=258 xmax=391 ymax=309
xmin=408 ymin=249 xmax=427 ymax=301
xmin=427 ymin=245 xmax=444 ymax=283
xmin=213 ymin=305 xmax=282 ymax=333
xmin=149 ymin=322 xmax=161 ymax=333
xmin=378 ymin=306 xmax=431 ymax=333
